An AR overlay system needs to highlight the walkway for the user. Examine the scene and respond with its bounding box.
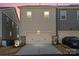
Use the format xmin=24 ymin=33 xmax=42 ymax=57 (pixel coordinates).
xmin=16 ymin=44 xmax=62 ymax=55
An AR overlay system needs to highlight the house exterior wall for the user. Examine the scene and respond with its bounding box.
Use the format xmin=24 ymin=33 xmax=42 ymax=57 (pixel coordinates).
xmin=56 ymin=8 xmax=79 ymax=43
xmin=56 ymin=8 xmax=79 ymax=30
xmin=19 ymin=7 xmax=56 ymax=37
xmin=3 ymin=8 xmax=19 ymax=24
xmin=2 ymin=13 xmax=17 ymax=40
xmin=0 ymin=11 xmax=2 ymax=45
xmin=2 ymin=13 xmax=11 ymax=39
xmin=19 ymin=6 xmax=79 ymax=44
xmin=0 ymin=8 xmax=19 ymax=46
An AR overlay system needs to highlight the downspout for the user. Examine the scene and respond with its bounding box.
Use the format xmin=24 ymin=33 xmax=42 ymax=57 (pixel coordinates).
xmin=56 ymin=8 xmax=59 ymax=44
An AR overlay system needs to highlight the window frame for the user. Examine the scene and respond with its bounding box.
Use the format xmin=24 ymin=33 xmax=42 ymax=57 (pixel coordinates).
xmin=60 ymin=10 xmax=67 ymax=20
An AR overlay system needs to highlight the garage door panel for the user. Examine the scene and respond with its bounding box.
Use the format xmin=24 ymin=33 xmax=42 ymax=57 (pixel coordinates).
xmin=26 ymin=33 xmax=52 ymax=44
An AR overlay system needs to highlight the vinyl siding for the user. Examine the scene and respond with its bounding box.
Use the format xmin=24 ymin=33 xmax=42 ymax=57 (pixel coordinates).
xmin=56 ymin=8 xmax=79 ymax=31
xmin=19 ymin=7 xmax=56 ymax=36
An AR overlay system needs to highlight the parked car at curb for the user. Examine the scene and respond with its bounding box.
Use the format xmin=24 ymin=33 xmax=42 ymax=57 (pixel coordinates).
xmin=62 ymin=36 xmax=79 ymax=49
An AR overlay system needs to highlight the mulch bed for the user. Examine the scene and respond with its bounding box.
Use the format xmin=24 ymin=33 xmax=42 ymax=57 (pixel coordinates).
xmin=0 ymin=46 xmax=22 ymax=56
xmin=54 ymin=43 xmax=77 ymax=54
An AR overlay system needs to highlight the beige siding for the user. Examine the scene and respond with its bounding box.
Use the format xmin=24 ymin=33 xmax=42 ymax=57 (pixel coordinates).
xmin=19 ymin=7 xmax=56 ymax=44
xmin=26 ymin=32 xmax=52 ymax=44
xmin=19 ymin=7 xmax=56 ymax=36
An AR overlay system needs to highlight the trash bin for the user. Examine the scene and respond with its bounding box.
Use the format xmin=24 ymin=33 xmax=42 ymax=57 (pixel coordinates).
xmin=2 ymin=39 xmax=14 ymax=47
xmin=14 ymin=40 xmax=21 ymax=47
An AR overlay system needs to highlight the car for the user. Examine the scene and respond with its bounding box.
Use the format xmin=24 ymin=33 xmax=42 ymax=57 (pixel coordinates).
xmin=62 ymin=36 xmax=79 ymax=49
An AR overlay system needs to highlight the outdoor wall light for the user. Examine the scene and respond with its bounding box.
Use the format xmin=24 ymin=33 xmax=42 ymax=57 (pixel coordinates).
xmin=27 ymin=11 xmax=32 ymax=18
xmin=37 ymin=30 xmax=40 ymax=35
xmin=44 ymin=11 xmax=49 ymax=18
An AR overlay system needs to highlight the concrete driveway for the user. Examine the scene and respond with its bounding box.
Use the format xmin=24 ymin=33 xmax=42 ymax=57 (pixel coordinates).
xmin=16 ymin=44 xmax=62 ymax=55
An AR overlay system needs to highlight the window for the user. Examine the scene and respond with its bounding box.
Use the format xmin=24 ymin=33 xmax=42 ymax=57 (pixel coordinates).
xmin=26 ymin=11 xmax=32 ymax=18
xmin=77 ymin=10 xmax=79 ymax=20
xmin=44 ymin=11 xmax=49 ymax=18
xmin=60 ymin=10 xmax=67 ymax=20
xmin=37 ymin=30 xmax=40 ymax=35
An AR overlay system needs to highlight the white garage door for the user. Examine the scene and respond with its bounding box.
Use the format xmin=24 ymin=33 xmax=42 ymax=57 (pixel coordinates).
xmin=26 ymin=33 xmax=52 ymax=44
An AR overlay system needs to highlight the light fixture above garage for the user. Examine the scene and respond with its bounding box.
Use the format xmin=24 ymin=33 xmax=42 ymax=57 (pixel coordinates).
xmin=37 ymin=30 xmax=40 ymax=34
xmin=44 ymin=11 xmax=49 ymax=18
